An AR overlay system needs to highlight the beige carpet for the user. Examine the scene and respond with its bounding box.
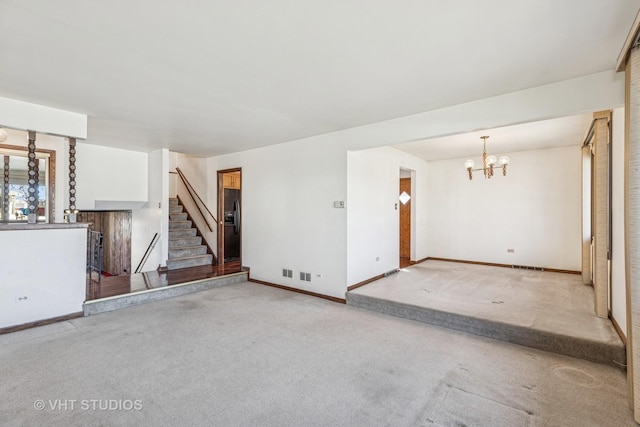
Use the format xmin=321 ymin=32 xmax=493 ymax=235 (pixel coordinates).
xmin=0 ymin=281 xmax=634 ymax=426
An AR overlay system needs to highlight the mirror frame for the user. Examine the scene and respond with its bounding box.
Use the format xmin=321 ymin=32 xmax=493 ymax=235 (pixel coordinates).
xmin=0 ymin=143 xmax=56 ymax=222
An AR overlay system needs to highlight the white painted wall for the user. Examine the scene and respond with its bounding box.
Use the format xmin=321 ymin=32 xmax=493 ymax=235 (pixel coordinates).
xmin=169 ymin=151 xmax=178 ymax=197
xmin=346 ymin=147 xmax=429 ymax=285
xmin=0 ymin=226 xmax=87 ymax=328
xmin=131 ymin=149 xmax=169 ymax=271
xmin=75 ymin=143 xmax=147 ymax=210
xmin=207 ymin=139 xmax=348 ymax=299
xmin=427 ymin=145 xmax=582 ymax=270
xmin=611 ymin=107 xmax=626 ymax=336
xmin=0 ymin=73 xmax=621 ymax=304
xmin=74 ymin=142 xmax=168 ymax=271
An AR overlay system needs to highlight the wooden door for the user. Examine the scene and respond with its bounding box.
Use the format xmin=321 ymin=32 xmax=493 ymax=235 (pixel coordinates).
xmin=399 ymin=178 xmax=411 ymax=262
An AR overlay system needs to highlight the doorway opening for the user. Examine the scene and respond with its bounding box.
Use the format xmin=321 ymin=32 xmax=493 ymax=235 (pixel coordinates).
xmin=217 ymin=168 xmax=242 ymax=266
xmin=399 ymin=168 xmax=414 ymax=268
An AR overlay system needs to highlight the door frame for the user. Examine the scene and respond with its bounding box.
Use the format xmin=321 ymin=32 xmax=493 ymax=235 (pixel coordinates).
xmin=217 ymin=168 xmax=242 ymax=266
xmin=399 ymin=168 xmax=416 ymax=266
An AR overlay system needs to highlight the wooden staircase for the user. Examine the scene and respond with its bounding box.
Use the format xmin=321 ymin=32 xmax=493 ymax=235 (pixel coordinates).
xmin=168 ymin=198 xmax=213 ymax=270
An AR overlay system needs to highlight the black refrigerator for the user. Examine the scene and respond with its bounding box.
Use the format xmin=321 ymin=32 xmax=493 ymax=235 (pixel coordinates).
xmin=223 ymin=188 xmax=241 ymax=262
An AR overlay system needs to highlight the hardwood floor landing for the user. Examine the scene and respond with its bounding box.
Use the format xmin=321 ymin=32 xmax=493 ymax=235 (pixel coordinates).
xmin=86 ymin=262 xmax=246 ymax=301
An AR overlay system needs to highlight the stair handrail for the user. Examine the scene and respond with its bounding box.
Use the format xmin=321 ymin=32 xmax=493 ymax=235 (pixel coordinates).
xmin=174 ymin=167 xmax=218 ymax=232
xmin=135 ymin=233 xmax=159 ymax=273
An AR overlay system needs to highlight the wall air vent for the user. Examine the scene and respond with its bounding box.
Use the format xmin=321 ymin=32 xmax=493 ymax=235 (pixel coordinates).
xmin=299 ymin=272 xmax=311 ymax=282
xmin=511 ymin=265 xmax=545 ymax=271
xmin=282 ymin=269 xmax=293 ymax=278
xmin=383 ymin=269 xmax=400 ymax=277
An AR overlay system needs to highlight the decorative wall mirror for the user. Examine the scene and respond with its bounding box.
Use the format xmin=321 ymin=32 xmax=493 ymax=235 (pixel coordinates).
xmin=0 ymin=144 xmax=55 ymax=222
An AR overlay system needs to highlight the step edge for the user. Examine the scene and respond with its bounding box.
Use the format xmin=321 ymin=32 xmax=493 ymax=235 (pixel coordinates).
xmin=345 ymin=292 xmax=625 ymax=367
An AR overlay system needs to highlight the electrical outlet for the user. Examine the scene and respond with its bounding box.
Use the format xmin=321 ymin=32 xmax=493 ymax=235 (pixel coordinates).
xmin=507 ymin=249 xmax=515 ymax=253
xmin=376 ymin=256 xmax=380 ymax=261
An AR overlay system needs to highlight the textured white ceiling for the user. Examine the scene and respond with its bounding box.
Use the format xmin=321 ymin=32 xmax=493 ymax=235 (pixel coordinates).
xmin=0 ymin=1 xmax=637 ymax=157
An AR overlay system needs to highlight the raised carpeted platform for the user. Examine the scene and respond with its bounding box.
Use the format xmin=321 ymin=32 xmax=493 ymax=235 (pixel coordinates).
xmin=346 ymin=260 xmax=625 ymax=368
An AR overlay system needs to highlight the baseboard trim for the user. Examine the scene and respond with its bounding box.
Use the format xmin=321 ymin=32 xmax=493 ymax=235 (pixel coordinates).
xmin=426 ymin=257 xmax=581 ymax=275
xmin=347 ymin=274 xmax=385 ymax=292
xmin=249 ymin=279 xmax=346 ymax=304
xmin=611 ymin=314 xmax=627 ymax=347
xmin=0 ymin=312 xmax=84 ymax=335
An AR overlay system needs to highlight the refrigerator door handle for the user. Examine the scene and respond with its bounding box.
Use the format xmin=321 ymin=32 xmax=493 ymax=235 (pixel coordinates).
xmin=234 ymin=200 xmax=240 ymax=234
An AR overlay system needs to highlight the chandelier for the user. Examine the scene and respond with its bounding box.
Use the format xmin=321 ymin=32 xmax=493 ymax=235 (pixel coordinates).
xmin=464 ymin=136 xmax=509 ymax=180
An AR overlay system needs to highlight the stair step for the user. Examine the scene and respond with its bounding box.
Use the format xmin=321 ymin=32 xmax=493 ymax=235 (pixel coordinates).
xmin=169 ymin=206 xmax=183 ymax=214
xmin=169 ymin=229 xmax=197 ymax=239
xmin=169 ymin=198 xmax=179 ymax=206
xmin=83 ymin=270 xmax=249 ymax=316
xmin=169 ymin=220 xmax=192 ymax=230
xmin=169 ymin=236 xmax=202 ymax=248
xmin=345 ymin=292 xmax=625 ymax=368
xmin=169 ymin=213 xmax=188 ymax=221
xmin=169 ymin=245 xmax=208 ymax=259
xmin=167 ymin=254 xmax=213 ymax=270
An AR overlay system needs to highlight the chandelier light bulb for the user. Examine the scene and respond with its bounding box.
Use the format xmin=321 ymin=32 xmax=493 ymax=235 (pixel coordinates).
xmin=464 ymin=135 xmax=510 ymax=180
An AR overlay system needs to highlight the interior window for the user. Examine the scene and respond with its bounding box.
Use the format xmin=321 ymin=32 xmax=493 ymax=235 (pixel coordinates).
xmin=1 ymin=150 xmax=50 ymax=222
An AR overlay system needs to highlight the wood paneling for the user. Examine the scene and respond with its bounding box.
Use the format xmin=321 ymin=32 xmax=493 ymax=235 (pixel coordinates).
xmin=399 ymin=178 xmax=411 ymax=259
xmin=78 ymin=210 xmax=132 ymax=275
